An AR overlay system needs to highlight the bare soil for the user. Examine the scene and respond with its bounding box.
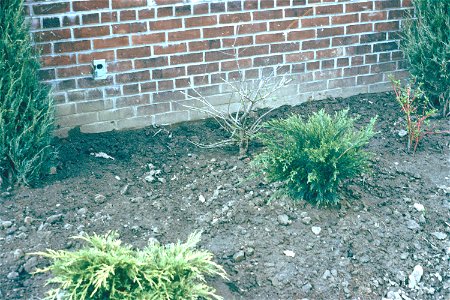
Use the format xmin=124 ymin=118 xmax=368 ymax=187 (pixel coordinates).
xmin=0 ymin=92 xmax=449 ymax=300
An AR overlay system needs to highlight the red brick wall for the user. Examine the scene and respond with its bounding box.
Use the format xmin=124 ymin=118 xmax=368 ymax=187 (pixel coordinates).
xmin=26 ymin=0 xmax=411 ymax=136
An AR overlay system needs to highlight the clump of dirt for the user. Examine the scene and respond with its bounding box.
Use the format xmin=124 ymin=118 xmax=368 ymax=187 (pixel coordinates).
xmin=0 ymin=92 xmax=449 ymax=300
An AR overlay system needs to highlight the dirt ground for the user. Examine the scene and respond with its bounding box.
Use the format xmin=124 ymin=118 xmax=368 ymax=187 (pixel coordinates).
xmin=0 ymin=92 xmax=449 ymax=300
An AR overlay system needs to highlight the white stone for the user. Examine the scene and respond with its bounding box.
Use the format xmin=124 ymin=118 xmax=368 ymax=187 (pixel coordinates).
xmin=312 ymin=226 xmax=322 ymax=235
xmin=408 ymin=265 xmax=423 ymax=289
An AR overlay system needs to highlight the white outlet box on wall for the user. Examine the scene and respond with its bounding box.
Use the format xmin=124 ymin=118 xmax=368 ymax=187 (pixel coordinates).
xmin=92 ymin=59 xmax=107 ymax=80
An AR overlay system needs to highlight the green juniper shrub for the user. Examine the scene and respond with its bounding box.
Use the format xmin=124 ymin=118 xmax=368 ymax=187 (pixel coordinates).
xmin=400 ymin=0 xmax=450 ymax=115
xmin=0 ymin=0 xmax=55 ymax=186
xmin=32 ymin=231 xmax=227 ymax=300
xmin=253 ymin=109 xmax=377 ymax=206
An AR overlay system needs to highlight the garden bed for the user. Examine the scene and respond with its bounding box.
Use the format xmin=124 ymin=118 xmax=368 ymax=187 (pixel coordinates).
xmin=0 ymin=92 xmax=449 ymax=300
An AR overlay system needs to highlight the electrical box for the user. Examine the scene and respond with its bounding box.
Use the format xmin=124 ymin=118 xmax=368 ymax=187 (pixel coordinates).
xmin=92 ymin=59 xmax=107 ymax=80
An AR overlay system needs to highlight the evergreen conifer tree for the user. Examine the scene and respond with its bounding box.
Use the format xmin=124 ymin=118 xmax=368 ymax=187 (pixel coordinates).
xmin=0 ymin=0 xmax=55 ymax=186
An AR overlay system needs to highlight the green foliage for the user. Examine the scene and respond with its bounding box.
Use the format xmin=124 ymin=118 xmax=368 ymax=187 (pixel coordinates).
xmin=32 ymin=231 xmax=227 ymax=300
xmin=253 ymin=109 xmax=377 ymax=206
xmin=390 ymin=76 xmax=438 ymax=152
xmin=400 ymin=0 xmax=450 ymax=114
xmin=0 ymin=0 xmax=55 ymax=186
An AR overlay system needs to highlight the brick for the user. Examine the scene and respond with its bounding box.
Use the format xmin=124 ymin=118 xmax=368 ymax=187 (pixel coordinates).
xmin=287 ymin=29 xmax=316 ymax=41
xmin=105 ymin=87 xmax=122 ymax=96
xmin=136 ymin=103 xmax=171 ymax=116
xmin=375 ymin=0 xmax=401 ymax=9
xmin=260 ymin=0 xmax=274 ymax=8
xmin=193 ymin=3 xmax=209 ymax=14
xmin=316 ymin=4 xmax=343 ymax=15
xmin=244 ymin=0 xmax=259 ymax=10
xmin=271 ymin=42 xmax=300 ymax=53
xmin=328 ymin=77 xmax=356 ymax=89
xmin=371 ymin=62 xmax=396 ymax=73
xmin=332 ymin=14 xmax=359 ymax=25
xmin=77 ymin=100 xmax=109 ymax=113
xmin=205 ymin=49 xmax=235 ymax=62
xmin=86 ymin=89 xmax=104 ymax=100
xmin=116 ymin=70 xmax=150 ymax=83
xmin=345 ymin=1 xmax=373 ymax=13
xmin=34 ymin=29 xmax=71 ymax=42
xmin=77 ymin=76 xmax=113 ymax=89
xmin=221 ymin=59 xmax=252 ymax=71
xmin=373 ymin=42 xmax=398 ymax=52
xmin=55 ymin=40 xmax=91 ymax=53
xmin=99 ymin=108 xmax=134 ymax=121
xmin=57 ymin=65 xmax=91 ymax=78
xmin=138 ymin=9 xmax=155 ymax=20
xmin=158 ymin=80 xmax=174 ymax=91
xmin=58 ymin=112 xmax=98 ymax=127
xmin=116 ymin=94 xmax=150 ymax=108
xmin=337 ymin=57 xmax=350 ymax=67
xmin=302 ymin=39 xmax=330 ymax=50
xmin=78 ymin=50 xmax=115 ymax=63
xmin=185 ymin=16 xmax=217 ymax=27
xmin=140 ymin=82 xmax=157 ymax=92
xmin=135 ymin=57 xmax=169 ymax=69
xmin=203 ymin=26 xmax=234 ymax=38
xmin=332 ymin=36 xmax=359 ymax=47
xmin=62 ymin=16 xmax=80 ymax=26
xmin=117 ymin=46 xmax=151 ymax=59
xmin=301 ymin=17 xmax=329 ymax=27
xmin=153 ymin=91 xmax=186 ymax=102
xmin=314 ymin=69 xmax=342 ymax=80
xmin=154 ymin=111 xmax=189 ymax=126
xmin=149 ymin=19 xmax=182 ymax=31
xmin=237 ymin=23 xmax=267 ymax=34
xmin=285 ymin=7 xmax=314 ymax=18
xmin=346 ymin=24 xmax=372 ymax=34
xmin=351 ymin=55 xmax=364 ymax=66
xmin=116 ymin=116 xmax=153 ymax=130
xmin=157 ymin=7 xmax=173 ymax=18
xmin=74 ymin=26 xmax=110 ymax=38
xmin=375 ymin=21 xmax=399 ymax=32
xmin=112 ymin=22 xmax=147 ymax=34
xmin=55 ymin=103 xmax=76 ymax=117
xmin=94 ymin=36 xmax=129 ymax=49
xmin=254 ymin=55 xmax=283 ymax=67
xmin=73 ymin=0 xmax=109 ymax=11
xmin=175 ymin=5 xmax=192 ymax=16
xmin=361 ymin=11 xmax=387 ymax=22
xmin=175 ymin=78 xmax=191 ymax=88
xmin=238 ymin=45 xmax=269 ymax=57
xmin=112 ymin=0 xmax=147 ymax=9
xmin=346 ymin=45 xmax=371 ymax=55
xmin=170 ymin=53 xmax=203 ymax=65
xmin=360 ymin=32 xmax=386 ymax=43
xmin=189 ymin=40 xmax=221 ymax=51
xmin=132 ymin=33 xmax=165 ymax=45
xmin=168 ymin=30 xmax=201 ymax=42
xmin=120 ymin=10 xmax=137 ymax=21
xmin=285 ymin=51 xmax=314 ymax=63
xmin=42 ymin=17 xmax=60 ymax=28
xmin=123 ymin=84 xmax=140 ymax=95
xmin=82 ymin=14 xmax=100 ymax=25
xmin=223 ymin=36 xmax=254 ymax=47
xmin=357 ymin=74 xmax=383 ymax=85
xmin=155 ymin=0 xmax=183 ymax=4
xmin=154 ymin=43 xmax=187 ymax=55
xmin=344 ymin=66 xmax=370 ymax=76
xmin=270 ymin=20 xmax=298 ymax=31
xmin=317 ymin=27 xmax=344 ymax=38
xmin=227 ymin=1 xmax=242 ymax=11
xmin=187 ymin=63 xmax=219 ymax=75
xmin=316 ymin=47 xmax=344 ymax=59
xmin=255 ymin=33 xmax=285 ymax=44
xmin=219 ymin=13 xmax=251 ymax=24
xmin=276 ymin=0 xmax=291 ymax=6
xmin=153 ymin=67 xmax=186 ymax=79
xmin=33 ymin=3 xmax=70 ymax=15
xmin=67 ymin=91 xmax=86 ymax=101
xmin=41 ymin=54 xmax=75 ymax=67
xmin=101 ymin=12 xmax=118 ymax=23
xmin=210 ymin=2 xmax=226 ymax=13
xmin=253 ymin=10 xmax=283 ymax=20
xmin=108 ymin=61 xmax=133 ymax=72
